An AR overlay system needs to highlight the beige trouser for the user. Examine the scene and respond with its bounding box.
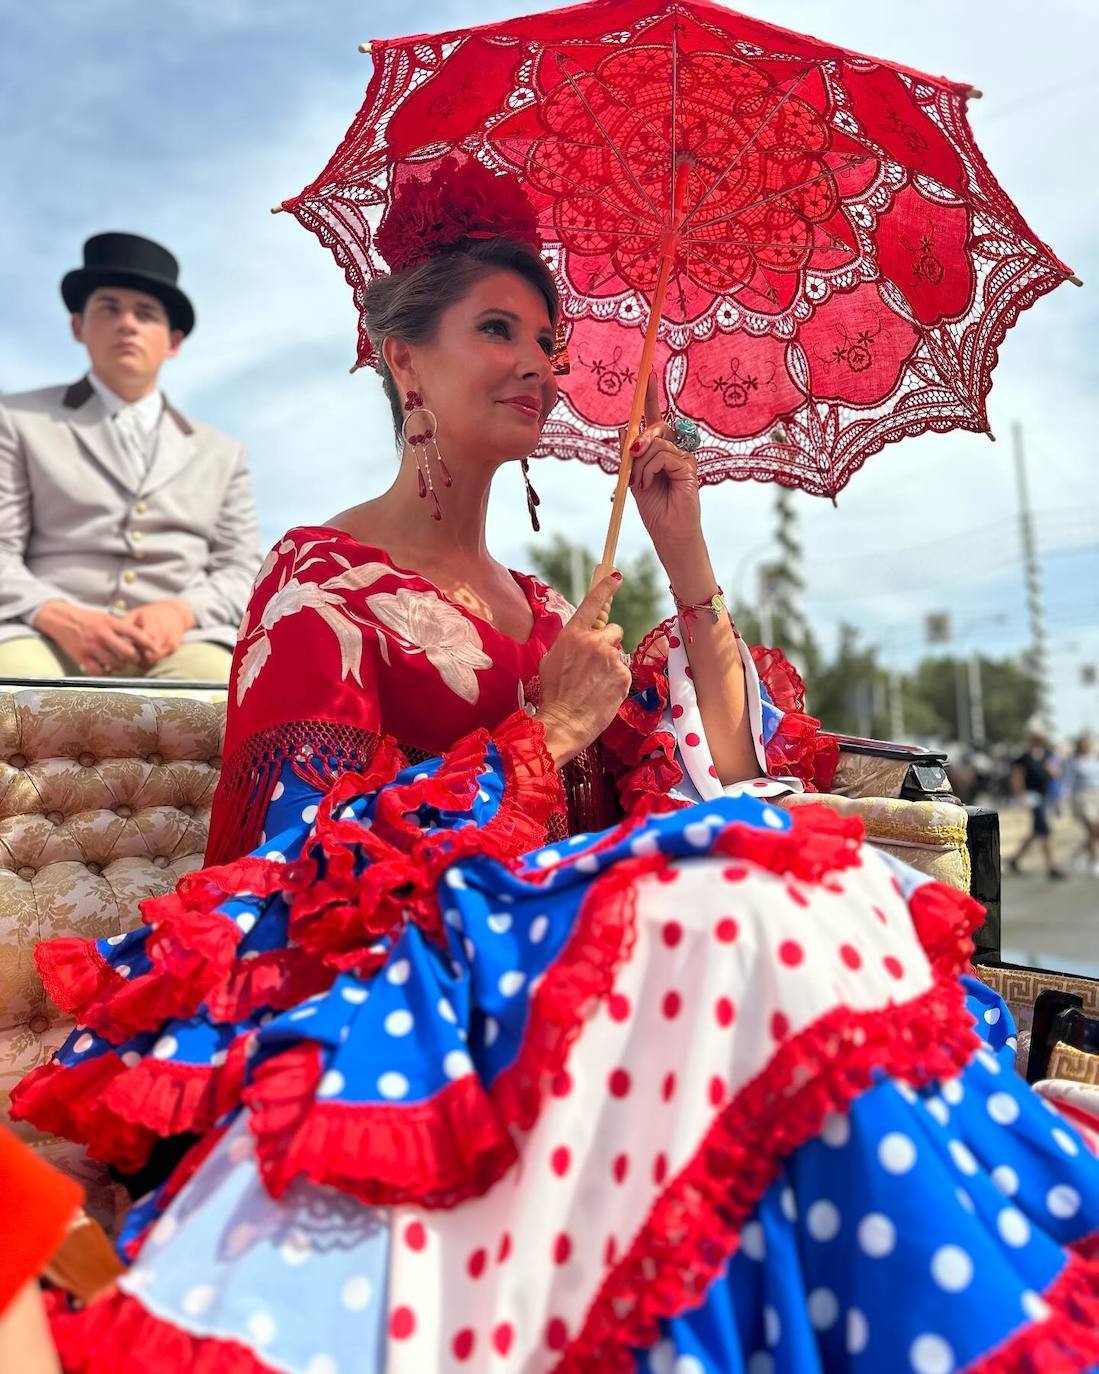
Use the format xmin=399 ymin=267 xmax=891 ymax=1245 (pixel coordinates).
xmin=0 ymin=634 xmax=233 ymax=683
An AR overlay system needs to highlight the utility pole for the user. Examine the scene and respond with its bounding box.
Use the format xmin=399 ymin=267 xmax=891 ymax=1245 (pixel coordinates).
xmin=1012 ymin=422 xmax=1054 ymax=735
xmin=968 ymin=652 xmax=986 ymax=747
xmin=769 ymin=486 xmax=809 ymax=671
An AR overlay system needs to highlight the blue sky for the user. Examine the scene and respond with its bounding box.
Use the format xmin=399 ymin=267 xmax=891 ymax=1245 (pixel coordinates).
xmin=3 ymin=0 xmax=1097 ymax=733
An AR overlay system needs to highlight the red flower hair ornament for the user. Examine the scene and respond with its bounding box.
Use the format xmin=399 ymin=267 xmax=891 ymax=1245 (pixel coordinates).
xmin=374 ymin=158 xmax=543 ymax=274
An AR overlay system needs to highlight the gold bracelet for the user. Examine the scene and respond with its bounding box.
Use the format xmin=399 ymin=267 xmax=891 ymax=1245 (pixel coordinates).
xmin=669 ymin=585 xmax=727 ymax=642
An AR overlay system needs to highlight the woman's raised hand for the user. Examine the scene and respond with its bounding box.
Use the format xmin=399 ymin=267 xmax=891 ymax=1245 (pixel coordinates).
xmin=628 ymin=372 xmax=703 ymax=556
xmin=534 ymin=570 xmax=633 ymax=767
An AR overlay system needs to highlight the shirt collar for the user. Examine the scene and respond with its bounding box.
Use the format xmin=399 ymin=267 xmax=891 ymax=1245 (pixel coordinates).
xmin=88 ymin=371 xmax=164 ymax=429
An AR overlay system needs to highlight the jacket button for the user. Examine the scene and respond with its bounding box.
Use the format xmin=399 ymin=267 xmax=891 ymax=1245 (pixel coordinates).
xmin=134 ymin=501 xmax=148 ymax=515
xmin=28 ymin=1014 xmax=50 ymax=1035
xmin=122 ymin=571 xmax=137 ymax=585
xmin=130 ymin=529 xmax=143 ymax=543
xmin=115 ymin=804 xmax=133 ymax=819
xmin=113 ymin=598 xmax=127 ymax=613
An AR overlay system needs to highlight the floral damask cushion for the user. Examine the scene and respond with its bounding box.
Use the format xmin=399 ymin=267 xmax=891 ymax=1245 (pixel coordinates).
xmin=0 ymin=688 xmax=225 ymax=1226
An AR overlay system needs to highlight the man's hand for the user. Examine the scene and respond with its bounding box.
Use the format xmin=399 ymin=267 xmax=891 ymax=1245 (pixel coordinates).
xmin=32 ymin=601 xmax=155 ymax=676
xmin=123 ymin=599 xmax=196 ymax=662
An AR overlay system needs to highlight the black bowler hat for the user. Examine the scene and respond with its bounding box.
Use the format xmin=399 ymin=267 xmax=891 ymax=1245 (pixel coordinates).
xmin=61 ymin=232 xmax=195 ymax=336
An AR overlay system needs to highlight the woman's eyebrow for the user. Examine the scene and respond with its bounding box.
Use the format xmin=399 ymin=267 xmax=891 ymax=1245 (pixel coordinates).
xmin=475 ymin=306 xmax=553 ymax=340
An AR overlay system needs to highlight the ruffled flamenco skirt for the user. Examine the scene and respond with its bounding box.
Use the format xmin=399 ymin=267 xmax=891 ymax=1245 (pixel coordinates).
xmin=11 ymin=746 xmax=1099 ymax=1374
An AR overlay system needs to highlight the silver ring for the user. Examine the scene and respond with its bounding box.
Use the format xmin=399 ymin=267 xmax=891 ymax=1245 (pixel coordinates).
xmin=619 ymin=649 xmax=630 ymax=667
xmin=673 ymin=417 xmax=702 ymax=452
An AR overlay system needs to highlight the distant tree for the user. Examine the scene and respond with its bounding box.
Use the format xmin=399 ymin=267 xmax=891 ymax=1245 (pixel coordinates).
xmin=526 ymin=536 xmax=666 ymax=651
xmin=909 ymin=655 xmax=1038 ymax=745
xmin=804 ymin=624 xmax=891 ymax=737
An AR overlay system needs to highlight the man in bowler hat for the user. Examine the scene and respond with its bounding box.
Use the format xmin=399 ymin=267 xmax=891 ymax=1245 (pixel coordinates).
xmin=0 ymin=232 xmax=261 ymax=681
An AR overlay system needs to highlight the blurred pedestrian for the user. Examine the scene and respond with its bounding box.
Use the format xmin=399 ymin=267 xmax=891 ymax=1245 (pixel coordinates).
xmin=1007 ymin=726 xmax=1065 ymax=879
xmin=0 ymin=232 xmax=261 ymax=682
xmin=1065 ymin=732 xmax=1099 ymax=876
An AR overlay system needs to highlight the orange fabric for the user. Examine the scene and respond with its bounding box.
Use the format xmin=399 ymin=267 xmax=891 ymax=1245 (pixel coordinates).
xmin=0 ymin=1126 xmax=83 ymax=1315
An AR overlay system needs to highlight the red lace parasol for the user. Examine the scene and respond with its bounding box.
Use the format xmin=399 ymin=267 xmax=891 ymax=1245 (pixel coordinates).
xmin=277 ymin=0 xmax=1076 ymax=511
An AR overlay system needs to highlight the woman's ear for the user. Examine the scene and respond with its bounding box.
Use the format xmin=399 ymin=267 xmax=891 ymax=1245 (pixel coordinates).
xmin=382 ymin=337 xmax=416 ymax=395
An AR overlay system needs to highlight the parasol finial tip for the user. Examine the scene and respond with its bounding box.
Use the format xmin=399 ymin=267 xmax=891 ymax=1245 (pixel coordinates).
xmin=966 ymin=86 xmax=983 ymax=100
xmin=1069 ymin=273 xmax=1084 ymax=287
xmin=270 ymin=203 xmax=285 ymax=215
xmin=358 ymin=41 xmax=373 ymax=53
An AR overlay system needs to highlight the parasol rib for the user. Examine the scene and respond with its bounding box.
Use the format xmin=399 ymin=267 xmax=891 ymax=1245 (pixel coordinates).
xmin=486 ymin=134 xmax=656 ymax=230
xmin=690 ymin=154 xmax=871 ymax=233
xmin=552 ymin=56 xmax=665 ymax=223
xmin=680 ymin=66 xmax=815 ymax=234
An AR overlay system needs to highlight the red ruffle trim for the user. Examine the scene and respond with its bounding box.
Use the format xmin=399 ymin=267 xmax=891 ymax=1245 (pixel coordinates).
xmin=711 ymin=801 xmax=863 ymax=881
xmin=554 ymin=872 xmax=988 ymax=1372
xmin=32 ymin=861 xmax=297 ymax=1047
xmin=750 ymin=644 xmax=839 ymax=791
xmin=44 ymin=1235 xmax=1099 ymax=1374
xmin=613 ymin=621 xmax=840 ymax=799
xmin=244 ymin=1044 xmax=520 ymax=1207
xmin=242 ymin=850 xmax=646 ymax=1209
xmin=14 ymin=712 xmax=565 ymax=1176
xmin=287 ymin=709 xmax=564 ymax=966
xmin=9 ymin=1055 xmax=158 ymax=1174
xmin=960 ymin=1232 xmax=1099 ymax=1374
xmin=765 ymin=709 xmax=840 ymax=792
xmin=601 ymin=628 xmax=685 ymax=812
xmin=10 ymin=1034 xmax=253 ymax=1172
xmin=47 ymin=1287 xmax=281 ymax=1374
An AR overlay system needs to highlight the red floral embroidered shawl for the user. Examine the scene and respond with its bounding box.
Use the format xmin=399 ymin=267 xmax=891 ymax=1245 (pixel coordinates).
xmin=207 ymin=526 xmax=835 ymax=866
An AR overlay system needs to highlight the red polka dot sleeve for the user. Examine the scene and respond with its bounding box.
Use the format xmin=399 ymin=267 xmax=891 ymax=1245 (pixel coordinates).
xmin=601 ymin=619 xmax=839 ymax=807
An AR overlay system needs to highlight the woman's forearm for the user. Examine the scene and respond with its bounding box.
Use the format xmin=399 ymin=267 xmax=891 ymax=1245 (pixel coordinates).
xmin=661 ymin=539 xmax=759 ymax=785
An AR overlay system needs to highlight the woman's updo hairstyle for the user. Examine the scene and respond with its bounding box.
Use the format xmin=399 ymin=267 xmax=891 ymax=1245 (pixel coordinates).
xmin=363 ymin=236 xmax=560 ymax=438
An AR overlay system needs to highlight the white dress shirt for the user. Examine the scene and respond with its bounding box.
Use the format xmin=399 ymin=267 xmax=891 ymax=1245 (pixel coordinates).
xmin=88 ymin=372 xmax=164 ymax=488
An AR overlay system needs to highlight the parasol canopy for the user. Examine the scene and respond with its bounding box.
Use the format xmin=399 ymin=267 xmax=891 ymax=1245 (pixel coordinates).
xmin=278 ymin=0 xmax=1076 ymax=503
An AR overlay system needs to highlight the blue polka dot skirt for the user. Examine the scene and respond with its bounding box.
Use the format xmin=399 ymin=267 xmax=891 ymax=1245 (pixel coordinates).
xmin=19 ymin=749 xmax=1099 ymax=1374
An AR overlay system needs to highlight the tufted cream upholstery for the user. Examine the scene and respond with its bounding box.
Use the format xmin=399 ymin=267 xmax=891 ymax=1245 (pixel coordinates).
xmin=0 ymin=687 xmax=224 ymax=1226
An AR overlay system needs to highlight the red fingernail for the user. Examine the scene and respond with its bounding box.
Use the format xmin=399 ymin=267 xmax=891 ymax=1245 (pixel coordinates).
xmin=611 ymin=570 xmax=622 ymax=582
xmin=630 ymin=440 xmax=640 ymax=453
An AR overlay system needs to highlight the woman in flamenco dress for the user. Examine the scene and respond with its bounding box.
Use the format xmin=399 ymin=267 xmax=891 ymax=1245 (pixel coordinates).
xmin=13 ymin=161 xmax=1099 ymax=1374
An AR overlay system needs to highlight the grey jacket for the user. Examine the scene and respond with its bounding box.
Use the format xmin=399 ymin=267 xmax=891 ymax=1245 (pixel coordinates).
xmin=0 ymin=377 xmax=262 ymax=647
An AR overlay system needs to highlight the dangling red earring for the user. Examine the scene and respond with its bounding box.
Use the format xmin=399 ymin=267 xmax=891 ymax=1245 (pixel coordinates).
xmin=521 ymin=456 xmax=541 ymax=533
xmin=403 ymin=389 xmax=452 ymax=521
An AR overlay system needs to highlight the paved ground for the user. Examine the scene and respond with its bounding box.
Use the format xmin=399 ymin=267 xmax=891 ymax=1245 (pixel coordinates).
xmin=996 ymin=805 xmax=1099 ymax=976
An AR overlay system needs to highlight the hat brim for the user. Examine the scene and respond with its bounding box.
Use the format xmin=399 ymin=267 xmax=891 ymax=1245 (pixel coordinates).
xmin=61 ymin=268 xmax=195 ymax=336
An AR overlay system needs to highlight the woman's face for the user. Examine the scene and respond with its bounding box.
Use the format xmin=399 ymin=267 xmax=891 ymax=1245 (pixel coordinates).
xmin=404 ymin=268 xmax=558 ymax=465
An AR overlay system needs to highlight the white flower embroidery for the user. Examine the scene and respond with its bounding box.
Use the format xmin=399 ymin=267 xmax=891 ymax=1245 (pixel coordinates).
xmin=235 ymin=635 xmax=271 ymax=705
xmin=367 ymin=587 xmax=492 ymax=704
xmin=235 ymin=549 xmax=416 ymax=704
xmin=540 ymin=584 xmax=575 ymax=627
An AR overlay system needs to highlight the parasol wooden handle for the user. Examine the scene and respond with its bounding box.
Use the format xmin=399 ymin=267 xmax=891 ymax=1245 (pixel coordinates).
xmin=590 ymin=156 xmax=694 ymax=624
